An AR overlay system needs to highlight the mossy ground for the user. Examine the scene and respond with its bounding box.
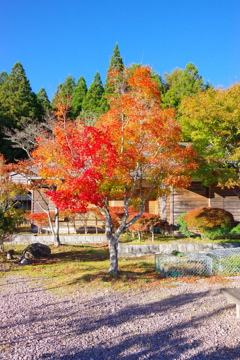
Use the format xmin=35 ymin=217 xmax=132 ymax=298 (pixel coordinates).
xmin=0 ymin=240 xmax=234 ymax=294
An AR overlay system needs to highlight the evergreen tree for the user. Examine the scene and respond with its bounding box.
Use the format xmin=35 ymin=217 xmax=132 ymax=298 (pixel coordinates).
xmin=104 ymin=44 xmax=124 ymax=108
xmin=71 ymin=76 xmax=87 ymax=118
xmin=164 ymin=67 xmax=183 ymax=90
xmin=108 ymin=43 xmax=124 ymax=73
xmin=151 ymin=72 xmax=166 ymax=95
xmin=52 ymin=75 xmax=76 ymax=107
xmin=0 ymin=62 xmax=43 ymax=161
xmin=37 ymin=88 xmax=51 ymax=114
xmin=0 ymin=62 xmax=42 ymax=126
xmin=0 ymin=71 xmax=8 ymax=129
xmin=162 ymin=63 xmax=210 ymax=111
xmin=0 ymin=71 xmax=8 ymax=86
xmin=81 ymin=72 xmax=105 ymax=115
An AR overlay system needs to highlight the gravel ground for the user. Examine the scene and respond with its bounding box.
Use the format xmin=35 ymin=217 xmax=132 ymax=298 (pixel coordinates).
xmin=0 ymin=275 xmax=240 ymax=360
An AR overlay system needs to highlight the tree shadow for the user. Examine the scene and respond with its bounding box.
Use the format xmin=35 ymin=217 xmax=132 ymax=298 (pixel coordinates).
xmin=52 ymin=245 xmax=109 ymax=262
xmin=66 ymin=266 xmax=156 ymax=285
xmin=1 ymin=286 xmax=240 ymax=359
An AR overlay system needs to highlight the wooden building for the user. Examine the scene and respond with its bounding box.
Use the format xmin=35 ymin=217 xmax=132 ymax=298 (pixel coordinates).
xmin=158 ymin=182 xmax=240 ymax=228
xmin=107 ymin=182 xmax=240 ymax=229
xmin=10 ymin=172 xmax=240 ymax=231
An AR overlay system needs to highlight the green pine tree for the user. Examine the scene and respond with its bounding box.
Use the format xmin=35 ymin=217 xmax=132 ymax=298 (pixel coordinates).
xmin=0 ymin=62 xmax=43 ymax=161
xmin=0 ymin=62 xmax=42 ymax=126
xmin=52 ymin=75 xmax=76 ymax=118
xmin=162 ymin=63 xmax=211 ymax=111
xmin=0 ymin=71 xmax=8 ymax=86
xmin=108 ymin=43 xmax=124 ymax=73
xmin=81 ymin=72 xmax=105 ymax=115
xmin=37 ymin=88 xmax=51 ymax=114
xmin=71 ymin=77 xmax=88 ymax=118
xmin=104 ymin=43 xmax=124 ymax=104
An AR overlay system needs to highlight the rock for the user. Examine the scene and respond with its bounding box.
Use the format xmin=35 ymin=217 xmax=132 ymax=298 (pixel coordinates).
xmin=21 ymin=243 xmax=51 ymax=260
xmin=6 ymin=249 xmax=15 ymax=260
xmin=20 ymin=258 xmax=31 ymax=265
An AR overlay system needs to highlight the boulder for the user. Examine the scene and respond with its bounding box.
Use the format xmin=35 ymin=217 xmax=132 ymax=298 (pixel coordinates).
xmin=6 ymin=249 xmax=15 ymax=260
xmin=21 ymin=243 xmax=51 ymax=260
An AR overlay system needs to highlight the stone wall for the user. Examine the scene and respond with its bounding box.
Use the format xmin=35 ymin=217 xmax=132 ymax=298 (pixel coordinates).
xmin=118 ymin=242 xmax=240 ymax=257
xmin=9 ymin=234 xmax=107 ymax=245
xmin=8 ymin=235 xmax=240 ymax=257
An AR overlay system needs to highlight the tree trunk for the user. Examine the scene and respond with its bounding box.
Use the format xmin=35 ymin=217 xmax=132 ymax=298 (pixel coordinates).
xmin=53 ymin=233 xmax=60 ymax=246
xmin=53 ymin=208 xmax=61 ymax=246
xmin=47 ymin=208 xmax=60 ymax=246
xmin=104 ymin=211 xmax=119 ymax=274
xmin=95 ymin=217 xmax=98 ymax=234
xmin=107 ymin=234 xmax=119 ymax=275
xmin=150 ymin=225 xmax=154 ymax=242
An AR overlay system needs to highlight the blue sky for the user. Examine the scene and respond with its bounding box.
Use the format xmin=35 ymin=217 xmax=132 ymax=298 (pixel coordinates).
xmin=1 ymin=0 xmax=240 ymax=99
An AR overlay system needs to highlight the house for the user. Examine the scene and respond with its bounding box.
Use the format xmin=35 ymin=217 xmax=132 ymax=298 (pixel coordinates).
xmin=10 ymin=172 xmax=240 ymax=232
xmin=158 ymin=182 xmax=240 ymax=228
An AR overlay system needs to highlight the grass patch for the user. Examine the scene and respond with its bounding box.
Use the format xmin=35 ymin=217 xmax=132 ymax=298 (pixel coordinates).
xmin=0 ymin=242 xmax=237 ymax=294
xmin=119 ymin=232 xmax=240 ymax=244
xmin=0 ymin=244 xmax=175 ymax=293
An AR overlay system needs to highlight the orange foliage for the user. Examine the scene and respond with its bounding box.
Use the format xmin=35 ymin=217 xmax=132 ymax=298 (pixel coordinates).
xmin=26 ymin=212 xmax=55 ymax=227
xmin=30 ymin=65 xmax=197 ymax=217
xmin=184 ymin=207 xmax=234 ymax=232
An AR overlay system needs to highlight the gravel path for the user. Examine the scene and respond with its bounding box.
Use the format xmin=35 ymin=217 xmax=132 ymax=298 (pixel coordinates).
xmin=0 ymin=275 xmax=240 ymax=360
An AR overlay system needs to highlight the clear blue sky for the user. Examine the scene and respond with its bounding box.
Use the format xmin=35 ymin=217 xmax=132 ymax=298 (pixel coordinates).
xmin=1 ymin=0 xmax=240 ymax=99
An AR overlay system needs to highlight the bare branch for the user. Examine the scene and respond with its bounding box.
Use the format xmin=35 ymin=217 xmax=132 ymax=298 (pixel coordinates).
xmin=3 ymin=114 xmax=56 ymax=159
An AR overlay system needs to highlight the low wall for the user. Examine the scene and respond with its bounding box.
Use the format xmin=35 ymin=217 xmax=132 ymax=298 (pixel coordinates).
xmin=9 ymin=234 xmax=107 ymax=245
xmin=118 ymin=242 xmax=240 ymax=257
xmin=8 ymin=235 xmax=240 ymax=257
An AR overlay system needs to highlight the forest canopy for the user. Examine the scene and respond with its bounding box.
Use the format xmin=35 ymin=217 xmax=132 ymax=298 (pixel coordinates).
xmin=0 ymin=44 xmax=212 ymax=161
xmin=0 ymin=43 xmax=239 ymax=191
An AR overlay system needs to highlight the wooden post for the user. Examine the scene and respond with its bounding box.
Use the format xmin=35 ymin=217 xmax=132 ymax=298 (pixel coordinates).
xmin=170 ymin=187 xmax=174 ymax=232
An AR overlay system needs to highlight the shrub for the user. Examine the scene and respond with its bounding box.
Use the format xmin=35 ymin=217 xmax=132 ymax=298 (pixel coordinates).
xmin=181 ymin=207 xmax=234 ymax=238
xmin=177 ymin=213 xmax=195 ymax=237
xmin=204 ymin=225 xmax=230 ymax=240
xmin=0 ymin=207 xmax=26 ymax=251
xmin=230 ymin=223 xmax=240 ymax=236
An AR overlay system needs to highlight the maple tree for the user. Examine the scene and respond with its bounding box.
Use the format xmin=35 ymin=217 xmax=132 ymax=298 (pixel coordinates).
xmin=127 ymin=212 xmax=162 ymax=241
xmin=179 ymin=83 xmax=240 ymax=188
xmin=31 ymin=65 xmax=197 ymax=274
xmin=135 ymin=213 xmax=164 ymax=242
xmin=26 ymin=212 xmax=55 ymax=234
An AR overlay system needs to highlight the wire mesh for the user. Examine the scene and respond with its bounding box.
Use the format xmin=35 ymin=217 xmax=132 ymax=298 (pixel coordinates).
xmin=155 ymin=253 xmax=212 ymax=277
xmin=206 ymin=248 xmax=240 ymax=275
xmin=155 ymin=248 xmax=240 ymax=277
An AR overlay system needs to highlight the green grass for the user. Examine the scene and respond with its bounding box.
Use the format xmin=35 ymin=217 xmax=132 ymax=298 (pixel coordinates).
xmin=0 ymin=244 xmax=163 ymax=293
xmin=0 ymin=242 xmax=235 ymax=294
xmin=119 ymin=233 xmax=240 ymax=244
